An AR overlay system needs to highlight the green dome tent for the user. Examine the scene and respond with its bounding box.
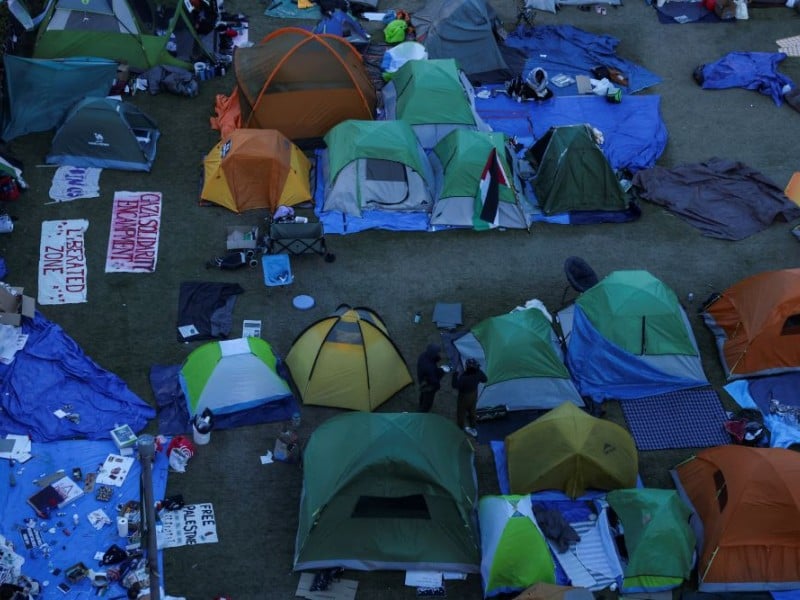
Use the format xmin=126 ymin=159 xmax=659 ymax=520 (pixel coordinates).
xmin=479 ymin=495 xmax=555 ymax=597
xmin=606 ymin=488 xmax=696 ymax=593
xmin=430 ymin=129 xmax=528 ymax=231
xmin=295 ymin=412 xmax=480 ymax=572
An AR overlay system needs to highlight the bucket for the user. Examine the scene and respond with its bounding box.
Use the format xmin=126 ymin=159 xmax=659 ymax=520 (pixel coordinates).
xmin=194 ymin=62 xmax=207 ymax=79
xmin=193 ymin=423 xmax=211 ymax=445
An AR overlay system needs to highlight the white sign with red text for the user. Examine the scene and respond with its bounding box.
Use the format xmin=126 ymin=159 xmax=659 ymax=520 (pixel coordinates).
xmin=105 ymin=191 xmax=162 ymax=273
xmin=158 ymin=502 xmax=218 ymax=549
xmin=38 ymin=219 xmax=89 ymax=305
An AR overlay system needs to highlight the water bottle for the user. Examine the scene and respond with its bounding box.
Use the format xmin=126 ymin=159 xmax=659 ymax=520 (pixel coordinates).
xmin=686 ymin=292 xmax=695 ymax=304
xmin=291 ymin=412 xmax=301 ymax=428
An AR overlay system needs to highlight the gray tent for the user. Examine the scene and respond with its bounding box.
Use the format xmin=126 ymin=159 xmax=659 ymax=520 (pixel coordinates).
xmin=412 ymin=0 xmax=512 ymax=84
xmin=46 ymin=97 xmax=160 ymax=172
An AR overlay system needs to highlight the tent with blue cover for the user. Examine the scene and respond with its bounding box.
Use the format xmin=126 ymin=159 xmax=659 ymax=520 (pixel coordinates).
xmin=558 ymin=270 xmax=708 ymax=403
xmin=179 ymin=336 xmax=295 ymax=428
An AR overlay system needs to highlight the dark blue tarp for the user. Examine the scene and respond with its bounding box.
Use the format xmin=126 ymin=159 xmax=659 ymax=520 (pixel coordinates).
xmin=698 ymin=52 xmax=794 ymax=106
xmin=504 ymin=25 xmax=662 ymax=95
xmin=0 ymin=312 xmax=155 ymax=441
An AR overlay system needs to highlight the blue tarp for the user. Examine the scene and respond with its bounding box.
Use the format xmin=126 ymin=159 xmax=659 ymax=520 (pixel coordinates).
xmin=698 ymin=52 xmax=794 ymax=106
xmin=567 ymin=307 xmax=709 ymax=403
xmin=725 ymin=376 xmax=800 ymax=449
xmin=0 ymin=313 xmax=155 ymax=442
xmin=0 ymin=438 xmax=169 ymax=598
xmin=504 ymin=25 xmax=662 ymax=96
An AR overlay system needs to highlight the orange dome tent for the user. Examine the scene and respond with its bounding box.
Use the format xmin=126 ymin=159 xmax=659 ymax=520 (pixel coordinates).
xmin=211 ymin=28 xmax=376 ymax=145
xmin=201 ymin=129 xmax=311 ymax=213
xmin=702 ymin=268 xmax=800 ymax=379
xmin=673 ymin=446 xmax=800 ymax=591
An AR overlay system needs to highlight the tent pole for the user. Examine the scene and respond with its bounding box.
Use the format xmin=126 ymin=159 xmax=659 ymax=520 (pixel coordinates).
xmin=138 ymin=435 xmax=162 ymax=600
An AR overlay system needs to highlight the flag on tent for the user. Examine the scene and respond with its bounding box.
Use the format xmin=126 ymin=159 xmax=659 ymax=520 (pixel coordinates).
xmin=477 ymin=147 xmax=507 ymax=229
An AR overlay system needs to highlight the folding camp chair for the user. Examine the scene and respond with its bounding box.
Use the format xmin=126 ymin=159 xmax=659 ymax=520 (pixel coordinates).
xmin=266 ymin=221 xmax=328 ymax=257
xmin=560 ymin=256 xmax=599 ymax=306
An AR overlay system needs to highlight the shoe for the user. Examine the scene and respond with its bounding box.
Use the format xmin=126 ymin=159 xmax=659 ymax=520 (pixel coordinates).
xmin=464 ymin=427 xmax=478 ymax=438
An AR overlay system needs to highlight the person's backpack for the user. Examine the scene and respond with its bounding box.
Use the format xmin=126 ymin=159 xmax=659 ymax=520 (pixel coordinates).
xmin=0 ymin=176 xmax=20 ymax=202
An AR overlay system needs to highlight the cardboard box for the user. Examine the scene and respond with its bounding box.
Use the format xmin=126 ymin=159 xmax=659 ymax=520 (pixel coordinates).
xmin=0 ymin=286 xmax=35 ymax=327
xmin=226 ymin=225 xmax=259 ymax=250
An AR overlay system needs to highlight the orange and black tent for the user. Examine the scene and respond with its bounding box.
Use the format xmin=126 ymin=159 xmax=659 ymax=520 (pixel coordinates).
xmin=201 ymin=129 xmax=311 ymax=213
xmin=702 ymin=268 xmax=800 ymax=379
xmin=673 ymin=446 xmax=800 ymax=591
xmin=211 ymin=28 xmax=376 ymax=145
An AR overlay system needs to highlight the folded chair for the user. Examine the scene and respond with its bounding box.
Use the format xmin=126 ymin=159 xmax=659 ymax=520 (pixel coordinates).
xmin=266 ymin=221 xmax=328 ymax=257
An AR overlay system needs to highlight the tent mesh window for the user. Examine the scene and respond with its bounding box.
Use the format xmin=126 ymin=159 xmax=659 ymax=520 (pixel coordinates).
xmin=781 ymin=314 xmax=800 ymax=335
xmin=351 ymin=494 xmax=431 ymax=519
xmin=326 ymin=320 xmax=363 ymax=345
xmin=713 ymin=469 xmax=728 ymax=511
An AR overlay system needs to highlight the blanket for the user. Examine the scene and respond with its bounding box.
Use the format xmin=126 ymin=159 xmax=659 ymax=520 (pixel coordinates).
xmin=632 ymin=157 xmax=800 ymax=240
xmin=176 ymin=282 xmax=244 ymax=342
xmin=0 ymin=438 xmax=169 ymax=598
xmin=696 ymin=51 xmax=795 ymax=106
xmin=505 ymin=25 xmax=662 ymax=95
xmin=0 ymin=312 xmax=154 ymax=442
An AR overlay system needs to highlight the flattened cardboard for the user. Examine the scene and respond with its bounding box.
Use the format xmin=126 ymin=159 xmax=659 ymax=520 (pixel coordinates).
xmin=0 ymin=286 xmax=35 ymax=326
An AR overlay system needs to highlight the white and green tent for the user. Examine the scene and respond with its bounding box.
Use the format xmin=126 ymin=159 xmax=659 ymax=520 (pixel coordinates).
xmin=430 ymin=129 xmax=528 ymax=230
xmin=479 ymin=495 xmax=555 ymax=597
xmin=453 ymin=307 xmax=584 ymax=411
xmin=321 ymin=119 xmax=434 ymax=217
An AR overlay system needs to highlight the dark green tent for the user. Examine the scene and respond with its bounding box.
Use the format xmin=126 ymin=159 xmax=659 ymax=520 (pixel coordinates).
xmin=526 ymin=124 xmax=628 ymax=216
xmin=295 ymin=412 xmax=480 ymax=572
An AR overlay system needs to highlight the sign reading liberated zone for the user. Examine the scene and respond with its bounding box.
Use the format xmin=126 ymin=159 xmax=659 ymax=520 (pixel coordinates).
xmin=105 ymin=191 xmax=162 ymax=273
xmin=159 ymin=502 xmax=218 ymax=548
xmin=38 ymin=219 xmax=89 ymax=305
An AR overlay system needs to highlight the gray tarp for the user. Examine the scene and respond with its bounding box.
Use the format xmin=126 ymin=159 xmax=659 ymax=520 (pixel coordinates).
xmin=632 ymin=157 xmax=800 ymax=241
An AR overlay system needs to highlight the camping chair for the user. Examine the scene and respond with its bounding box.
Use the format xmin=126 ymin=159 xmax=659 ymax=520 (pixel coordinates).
xmin=560 ymin=256 xmax=599 ymax=306
xmin=266 ymin=221 xmax=328 ymax=257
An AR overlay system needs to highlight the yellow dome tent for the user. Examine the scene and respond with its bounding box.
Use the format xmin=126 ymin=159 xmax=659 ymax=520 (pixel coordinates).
xmin=286 ymin=304 xmax=412 ymax=411
xmin=505 ymin=402 xmax=638 ymax=498
xmin=201 ymin=129 xmax=311 ymax=213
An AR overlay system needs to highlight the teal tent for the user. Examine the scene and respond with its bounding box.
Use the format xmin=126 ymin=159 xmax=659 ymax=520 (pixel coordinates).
xmin=295 ymin=412 xmax=480 ymax=572
xmin=46 ymin=96 xmax=160 ymax=172
xmin=1 ymin=55 xmax=118 ymax=142
xmin=479 ymin=495 xmax=555 ymax=597
xmin=606 ymin=488 xmax=695 ymax=593
xmin=453 ymin=307 xmax=584 ymax=411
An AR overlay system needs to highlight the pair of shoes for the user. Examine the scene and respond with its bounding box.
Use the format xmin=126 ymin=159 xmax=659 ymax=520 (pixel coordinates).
xmin=464 ymin=427 xmax=478 ymax=438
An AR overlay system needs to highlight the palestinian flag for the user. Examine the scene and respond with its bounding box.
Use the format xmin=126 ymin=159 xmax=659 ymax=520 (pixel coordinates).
xmin=476 ymin=147 xmax=509 ymax=229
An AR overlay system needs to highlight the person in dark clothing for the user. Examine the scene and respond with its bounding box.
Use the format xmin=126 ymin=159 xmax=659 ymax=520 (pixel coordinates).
xmin=452 ymin=358 xmax=487 ymax=437
xmin=417 ymin=343 xmax=446 ymax=412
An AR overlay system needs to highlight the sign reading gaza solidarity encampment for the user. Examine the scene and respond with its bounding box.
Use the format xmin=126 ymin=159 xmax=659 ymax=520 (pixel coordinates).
xmin=105 ymin=191 xmax=162 ymax=273
xmin=38 ymin=219 xmax=89 ymax=305
xmin=159 ymin=502 xmax=218 ymax=549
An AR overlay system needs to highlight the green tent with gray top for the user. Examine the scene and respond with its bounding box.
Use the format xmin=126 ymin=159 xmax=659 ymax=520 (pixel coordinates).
xmin=606 ymin=488 xmax=696 ymax=593
xmin=34 ymin=0 xmax=215 ymax=70
xmin=295 ymin=412 xmax=480 ymax=572
xmin=430 ymin=128 xmax=528 ymax=230
xmin=526 ymin=124 xmax=628 ymax=216
xmin=321 ymin=119 xmax=434 ymax=217
xmin=381 ymin=58 xmax=490 ymax=148
xmin=453 ymin=306 xmax=584 ymax=411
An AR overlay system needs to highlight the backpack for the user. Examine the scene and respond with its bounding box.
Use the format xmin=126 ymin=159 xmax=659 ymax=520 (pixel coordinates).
xmin=0 ymin=176 xmax=20 ymax=202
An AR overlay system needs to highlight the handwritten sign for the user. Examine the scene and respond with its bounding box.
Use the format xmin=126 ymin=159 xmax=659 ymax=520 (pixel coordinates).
xmin=105 ymin=191 xmax=162 ymax=273
xmin=38 ymin=219 xmax=89 ymax=305
xmin=159 ymin=502 xmax=218 ymax=548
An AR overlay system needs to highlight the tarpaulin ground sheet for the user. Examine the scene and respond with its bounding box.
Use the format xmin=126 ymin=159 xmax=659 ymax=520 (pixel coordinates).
xmin=0 ymin=438 xmax=169 ymax=598
xmin=620 ymin=386 xmax=730 ymax=450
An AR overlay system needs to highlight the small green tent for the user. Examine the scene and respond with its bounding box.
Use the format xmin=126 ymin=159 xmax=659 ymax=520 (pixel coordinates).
xmin=430 ymin=129 xmax=528 ymax=230
xmin=453 ymin=307 xmax=584 ymax=411
xmin=606 ymin=488 xmax=695 ymax=592
xmin=526 ymin=125 xmax=627 ymax=215
xmin=479 ymin=495 xmax=555 ymax=597
xmin=381 ymin=58 xmax=487 ymax=148
xmin=295 ymin=412 xmax=480 ymax=572
xmin=322 ymin=120 xmax=434 ymax=216
xmin=34 ymin=0 xmax=215 ymax=70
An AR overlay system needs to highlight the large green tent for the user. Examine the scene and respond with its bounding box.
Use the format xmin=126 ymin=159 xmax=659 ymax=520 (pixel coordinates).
xmin=526 ymin=125 xmax=628 ymax=216
xmin=34 ymin=0 xmax=215 ymax=70
xmin=430 ymin=129 xmax=528 ymax=231
xmin=606 ymin=488 xmax=695 ymax=592
xmin=295 ymin=412 xmax=480 ymax=572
